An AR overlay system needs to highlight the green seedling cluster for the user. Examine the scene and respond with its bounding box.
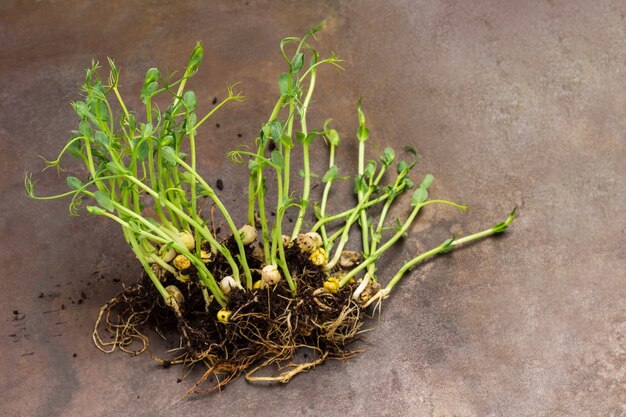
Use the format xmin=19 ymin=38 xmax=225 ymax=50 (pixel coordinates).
xmin=26 ymin=21 xmax=514 ymax=321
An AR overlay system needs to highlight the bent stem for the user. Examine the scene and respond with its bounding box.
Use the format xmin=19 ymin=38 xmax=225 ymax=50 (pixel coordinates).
xmin=364 ymin=208 xmax=517 ymax=307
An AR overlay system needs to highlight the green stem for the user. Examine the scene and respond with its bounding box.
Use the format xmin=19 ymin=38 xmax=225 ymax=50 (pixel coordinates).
xmin=173 ymin=155 xmax=253 ymax=288
xmin=311 ymin=191 xmax=392 ymax=233
xmin=384 ymin=211 xmax=515 ymax=293
xmin=319 ymin=143 xmax=336 ymax=250
xmin=339 ymin=200 xmax=425 ymax=286
xmin=248 ymin=96 xmax=286 ymax=225
xmin=291 ymin=68 xmax=317 ymax=239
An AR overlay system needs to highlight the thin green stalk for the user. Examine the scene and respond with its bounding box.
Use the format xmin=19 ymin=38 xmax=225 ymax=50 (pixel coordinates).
xmin=248 ymin=95 xmax=286 ymax=225
xmin=172 ymin=155 xmax=253 ymax=288
xmin=366 ymin=209 xmax=516 ymax=306
xmin=338 ymin=199 xmax=426 ymax=286
xmin=257 ymin=173 xmax=271 ymax=263
xmin=319 ymin=143 xmax=336 ymax=250
xmin=310 ymin=191 xmax=392 ymax=233
xmin=291 ymin=68 xmax=317 ymax=239
xmin=122 ymin=175 xmax=241 ymax=284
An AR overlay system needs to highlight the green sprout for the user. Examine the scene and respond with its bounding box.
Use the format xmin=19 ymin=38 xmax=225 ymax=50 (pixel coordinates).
xmin=26 ymin=22 xmax=515 ymax=389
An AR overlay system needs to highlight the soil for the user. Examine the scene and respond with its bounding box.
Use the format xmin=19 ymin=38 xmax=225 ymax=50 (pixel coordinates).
xmin=94 ymin=236 xmax=364 ymax=393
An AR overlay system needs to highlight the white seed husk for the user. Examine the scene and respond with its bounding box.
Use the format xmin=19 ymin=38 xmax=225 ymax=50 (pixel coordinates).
xmin=178 ymin=231 xmax=195 ymax=250
xmin=261 ymin=264 xmax=281 ymax=285
xmin=306 ymin=232 xmax=323 ymax=248
xmin=238 ymin=224 xmax=258 ymax=245
xmin=160 ymin=246 xmax=177 ymax=263
xmin=165 ymin=285 xmax=184 ymax=307
xmin=220 ymin=276 xmax=241 ymax=294
xmin=296 ymin=234 xmax=315 ymax=253
xmin=339 ymin=250 xmax=361 ymax=269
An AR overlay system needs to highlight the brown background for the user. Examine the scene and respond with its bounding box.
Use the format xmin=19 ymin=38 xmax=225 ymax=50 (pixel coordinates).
xmin=1 ymin=1 xmax=624 ymax=416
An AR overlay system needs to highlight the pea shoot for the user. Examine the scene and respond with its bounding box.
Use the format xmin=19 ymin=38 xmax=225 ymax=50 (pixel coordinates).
xmin=26 ymin=22 xmax=514 ymax=391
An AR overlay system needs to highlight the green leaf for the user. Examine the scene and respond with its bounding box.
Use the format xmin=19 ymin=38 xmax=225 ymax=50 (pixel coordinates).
xmin=187 ymin=42 xmax=204 ymax=73
xmin=364 ymin=161 xmax=376 ymax=179
xmin=420 ymin=173 xmax=434 ymax=189
xmin=66 ymin=176 xmax=83 ymax=191
xmin=78 ymin=120 xmax=93 ymax=139
xmin=162 ymin=146 xmax=178 ymax=166
xmin=68 ymin=138 xmax=83 ymax=159
xmin=326 ymin=128 xmax=340 ymax=146
xmin=397 ymin=160 xmax=409 ymax=174
xmin=297 ymin=132 xmax=319 ymax=145
xmin=94 ymin=131 xmax=109 ymax=148
xmin=291 ymin=52 xmax=305 ymax=72
xmin=381 ymin=147 xmax=395 ymax=167
xmin=141 ymin=122 xmax=153 ymax=138
xmin=94 ymin=190 xmax=114 ymax=212
xmin=136 ymin=140 xmax=149 ymax=161
xmin=440 ymin=238 xmax=455 ymax=254
xmin=180 ymin=171 xmax=194 ymax=184
xmin=271 ymin=150 xmax=284 ymax=170
xmin=161 ymin=135 xmax=174 ymax=146
xmin=140 ymin=81 xmax=158 ymax=104
xmin=105 ymin=162 xmax=130 ymax=175
xmin=144 ymin=67 xmax=160 ymax=84
xmin=410 ymin=174 xmax=434 ymax=206
xmin=74 ymin=101 xmax=91 ymax=119
xmin=280 ymin=133 xmax=293 ymax=148
xmin=322 ymin=165 xmax=338 ymax=183
xmin=492 ymin=207 xmax=517 ymax=233
xmin=185 ymin=113 xmax=197 ymax=134
xmin=86 ymin=205 xmax=106 ymax=215
xmin=183 ymin=91 xmax=197 ymax=110
xmin=270 ymin=120 xmax=284 ymax=141
xmin=278 ymin=72 xmax=291 ymax=96
xmin=357 ymin=126 xmax=369 ymax=142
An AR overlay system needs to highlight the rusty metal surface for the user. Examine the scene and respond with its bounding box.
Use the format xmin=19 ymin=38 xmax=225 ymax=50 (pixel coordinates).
xmin=1 ymin=1 xmax=625 ymax=416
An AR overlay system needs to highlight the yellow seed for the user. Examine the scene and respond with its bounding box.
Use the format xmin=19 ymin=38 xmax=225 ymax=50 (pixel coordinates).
xmin=176 ymin=273 xmax=191 ymax=283
xmin=309 ymin=247 xmax=327 ymax=266
xmin=173 ymin=254 xmax=191 ymax=270
xmin=200 ymin=250 xmax=212 ymax=263
xmin=323 ymin=278 xmax=339 ymax=293
xmin=253 ymin=280 xmax=263 ymax=289
xmin=217 ymin=308 xmax=232 ymax=323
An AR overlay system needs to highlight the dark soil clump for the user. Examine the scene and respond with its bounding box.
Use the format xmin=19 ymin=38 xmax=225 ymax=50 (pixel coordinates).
xmin=94 ymin=241 xmax=363 ymax=393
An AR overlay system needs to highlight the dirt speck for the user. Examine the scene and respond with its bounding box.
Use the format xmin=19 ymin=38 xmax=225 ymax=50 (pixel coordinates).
xmin=216 ymin=179 xmax=224 ymax=191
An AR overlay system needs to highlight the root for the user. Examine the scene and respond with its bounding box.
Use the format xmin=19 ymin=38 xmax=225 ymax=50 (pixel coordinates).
xmin=245 ymin=351 xmax=329 ymax=383
xmin=93 ymin=262 xmax=368 ymax=393
xmin=92 ymin=292 xmax=154 ymax=355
